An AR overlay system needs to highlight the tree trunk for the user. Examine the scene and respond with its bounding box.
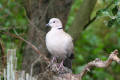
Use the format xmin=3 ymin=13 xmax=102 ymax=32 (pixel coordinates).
xmin=68 ymin=0 xmax=97 ymax=41
xmin=22 ymin=0 xmax=97 ymax=80
xmin=22 ymin=0 xmax=73 ymax=75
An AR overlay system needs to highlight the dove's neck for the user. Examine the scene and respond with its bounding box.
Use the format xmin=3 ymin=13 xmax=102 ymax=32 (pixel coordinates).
xmin=51 ymin=26 xmax=63 ymax=30
xmin=58 ymin=27 xmax=63 ymax=29
xmin=50 ymin=27 xmax=64 ymax=33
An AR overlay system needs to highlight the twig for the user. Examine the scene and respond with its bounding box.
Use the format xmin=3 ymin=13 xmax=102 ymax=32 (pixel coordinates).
xmin=83 ymin=16 xmax=96 ymax=30
xmin=79 ymin=49 xmax=120 ymax=79
xmin=27 ymin=18 xmax=45 ymax=43
xmin=83 ymin=1 xmax=114 ymax=30
xmin=0 ymin=26 xmax=14 ymax=31
xmin=0 ymin=38 xmax=6 ymax=68
xmin=55 ymin=49 xmax=120 ymax=80
xmin=1 ymin=31 xmax=49 ymax=62
xmin=39 ymin=0 xmax=55 ymax=22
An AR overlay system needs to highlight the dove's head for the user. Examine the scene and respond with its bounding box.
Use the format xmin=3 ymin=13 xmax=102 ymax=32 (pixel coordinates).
xmin=46 ymin=18 xmax=63 ymax=29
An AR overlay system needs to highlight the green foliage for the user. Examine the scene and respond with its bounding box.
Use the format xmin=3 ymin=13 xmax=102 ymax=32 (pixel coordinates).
xmin=67 ymin=0 xmax=120 ymax=80
xmin=0 ymin=0 xmax=28 ymax=69
xmin=0 ymin=0 xmax=27 ymax=28
xmin=0 ymin=0 xmax=120 ymax=80
xmin=96 ymin=0 xmax=120 ymax=27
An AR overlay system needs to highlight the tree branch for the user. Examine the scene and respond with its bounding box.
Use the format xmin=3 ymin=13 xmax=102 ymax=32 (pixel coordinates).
xmin=68 ymin=0 xmax=97 ymax=41
xmin=1 ymin=31 xmax=49 ymax=62
xmin=54 ymin=49 xmax=120 ymax=80
xmin=83 ymin=16 xmax=96 ymax=30
xmin=0 ymin=38 xmax=6 ymax=68
xmin=83 ymin=1 xmax=114 ymax=30
xmin=79 ymin=49 xmax=120 ymax=78
xmin=68 ymin=0 xmax=115 ymax=41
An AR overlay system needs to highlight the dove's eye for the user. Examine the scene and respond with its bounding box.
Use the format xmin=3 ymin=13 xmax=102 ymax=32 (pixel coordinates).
xmin=53 ymin=21 xmax=55 ymax=23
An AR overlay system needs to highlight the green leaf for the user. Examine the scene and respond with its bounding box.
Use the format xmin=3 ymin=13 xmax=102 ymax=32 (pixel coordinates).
xmin=107 ymin=19 xmax=116 ymax=27
xmin=112 ymin=5 xmax=118 ymax=15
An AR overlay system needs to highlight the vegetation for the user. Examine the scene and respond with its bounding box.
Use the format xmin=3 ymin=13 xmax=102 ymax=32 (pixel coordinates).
xmin=0 ymin=0 xmax=120 ymax=80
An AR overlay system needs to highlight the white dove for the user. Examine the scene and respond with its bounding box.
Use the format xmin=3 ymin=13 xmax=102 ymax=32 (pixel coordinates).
xmin=45 ymin=18 xmax=74 ymax=69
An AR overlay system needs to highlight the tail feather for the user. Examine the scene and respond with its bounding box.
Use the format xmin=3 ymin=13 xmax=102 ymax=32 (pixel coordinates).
xmin=63 ymin=53 xmax=74 ymax=69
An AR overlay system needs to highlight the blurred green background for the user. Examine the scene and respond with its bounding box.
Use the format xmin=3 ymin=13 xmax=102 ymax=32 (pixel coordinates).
xmin=0 ymin=0 xmax=120 ymax=80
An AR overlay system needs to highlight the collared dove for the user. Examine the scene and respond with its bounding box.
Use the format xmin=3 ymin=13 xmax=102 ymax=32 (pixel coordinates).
xmin=45 ymin=18 xmax=74 ymax=69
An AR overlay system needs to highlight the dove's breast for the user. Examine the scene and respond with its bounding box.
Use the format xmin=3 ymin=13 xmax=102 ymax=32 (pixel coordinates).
xmin=46 ymin=29 xmax=73 ymax=59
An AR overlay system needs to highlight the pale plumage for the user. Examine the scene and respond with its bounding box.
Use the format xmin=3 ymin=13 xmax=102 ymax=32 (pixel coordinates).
xmin=46 ymin=28 xmax=73 ymax=59
xmin=45 ymin=18 xmax=74 ymax=69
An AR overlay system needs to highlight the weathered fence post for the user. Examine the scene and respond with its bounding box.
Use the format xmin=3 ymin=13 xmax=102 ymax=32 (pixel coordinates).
xmin=1 ymin=49 xmax=37 ymax=80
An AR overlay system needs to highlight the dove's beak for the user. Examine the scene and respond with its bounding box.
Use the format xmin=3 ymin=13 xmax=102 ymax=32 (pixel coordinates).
xmin=46 ymin=23 xmax=50 ymax=27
